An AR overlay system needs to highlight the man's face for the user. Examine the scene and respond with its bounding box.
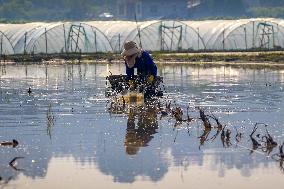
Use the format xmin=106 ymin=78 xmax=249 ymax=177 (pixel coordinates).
xmin=125 ymin=53 xmax=136 ymax=61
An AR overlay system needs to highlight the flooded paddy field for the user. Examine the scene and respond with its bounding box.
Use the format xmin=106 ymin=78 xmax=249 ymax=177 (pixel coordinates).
xmin=0 ymin=63 xmax=284 ymax=189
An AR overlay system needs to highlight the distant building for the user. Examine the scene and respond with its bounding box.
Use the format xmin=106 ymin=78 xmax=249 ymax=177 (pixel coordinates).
xmin=188 ymin=0 xmax=201 ymax=8
xmin=113 ymin=0 xmax=189 ymax=20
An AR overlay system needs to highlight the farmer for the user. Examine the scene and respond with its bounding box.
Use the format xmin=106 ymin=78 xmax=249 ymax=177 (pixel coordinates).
xmin=121 ymin=41 xmax=157 ymax=97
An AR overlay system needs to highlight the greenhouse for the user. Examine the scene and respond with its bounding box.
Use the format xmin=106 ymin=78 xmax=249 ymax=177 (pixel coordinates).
xmin=1 ymin=18 xmax=284 ymax=55
xmin=185 ymin=19 xmax=284 ymax=50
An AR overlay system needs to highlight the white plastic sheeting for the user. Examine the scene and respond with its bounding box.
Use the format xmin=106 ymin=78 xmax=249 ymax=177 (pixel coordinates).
xmin=86 ymin=21 xmax=139 ymax=52
xmin=136 ymin=20 xmax=205 ymax=51
xmin=1 ymin=18 xmax=284 ymax=55
xmin=0 ymin=22 xmax=113 ymax=54
xmin=0 ymin=29 xmax=14 ymax=55
xmin=87 ymin=20 xmax=204 ymax=52
xmin=28 ymin=22 xmax=113 ymax=54
xmin=185 ymin=19 xmax=284 ymax=50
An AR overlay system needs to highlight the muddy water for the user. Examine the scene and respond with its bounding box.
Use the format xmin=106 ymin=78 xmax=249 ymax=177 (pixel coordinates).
xmin=0 ymin=63 xmax=284 ymax=189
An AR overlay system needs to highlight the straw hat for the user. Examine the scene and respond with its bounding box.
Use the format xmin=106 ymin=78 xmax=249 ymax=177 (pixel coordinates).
xmin=121 ymin=41 xmax=140 ymax=57
xmin=121 ymin=41 xmax=141 ymax=68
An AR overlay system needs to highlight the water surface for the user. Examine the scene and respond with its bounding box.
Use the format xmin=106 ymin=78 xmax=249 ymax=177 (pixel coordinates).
xmin=0 ymin=63 xmax=284 ymax=189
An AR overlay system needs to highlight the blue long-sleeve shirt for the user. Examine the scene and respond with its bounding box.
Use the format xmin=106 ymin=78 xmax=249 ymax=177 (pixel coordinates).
xmin=125 ymin=51 xmax=157 ymax=80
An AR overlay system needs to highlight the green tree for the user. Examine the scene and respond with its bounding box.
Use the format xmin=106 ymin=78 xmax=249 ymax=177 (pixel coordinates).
xmin=0 ymin=0 xmax=103 ymax=22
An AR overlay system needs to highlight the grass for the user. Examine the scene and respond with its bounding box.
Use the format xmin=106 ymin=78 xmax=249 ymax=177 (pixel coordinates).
xmin=1 ymin=51 xmax=284 ymax=68
xmin=151 ymin=51 xmax=284 ymax=63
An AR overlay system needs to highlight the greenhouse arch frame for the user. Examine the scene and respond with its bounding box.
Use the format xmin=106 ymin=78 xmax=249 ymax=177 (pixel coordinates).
xmin=1 ymin=18 xmax=284 ymax=55
xmin=0 ymin=31 xmax=15 ymax=55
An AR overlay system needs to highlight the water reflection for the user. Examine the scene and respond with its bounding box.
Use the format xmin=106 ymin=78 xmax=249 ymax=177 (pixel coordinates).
xmin=125 ymin=104 xmax=158 ymax=155
xmin=0 ymin=63 xmax=284 ymax=188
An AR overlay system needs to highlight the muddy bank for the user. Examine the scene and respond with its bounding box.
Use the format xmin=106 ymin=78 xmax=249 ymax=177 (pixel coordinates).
xmin=1 ymin=51 xmax=284 ymax=68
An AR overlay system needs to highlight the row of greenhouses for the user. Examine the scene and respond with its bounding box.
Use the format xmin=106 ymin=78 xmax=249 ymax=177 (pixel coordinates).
xmin=1 ymin=18 xmax=284 ymax=55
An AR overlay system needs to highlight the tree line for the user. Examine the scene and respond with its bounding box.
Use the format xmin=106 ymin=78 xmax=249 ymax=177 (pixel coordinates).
xmin=0 ymin=0 xmax=284 ymax=22
xmin=192 ymin=0 xmax=284 ymax=19
xmin=0 ymin=0 xmax=108 ymax=22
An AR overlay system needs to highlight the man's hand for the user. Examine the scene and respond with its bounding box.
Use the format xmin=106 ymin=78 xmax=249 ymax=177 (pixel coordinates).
xmin=147 ymin=75 xmax=155 ymax=84
xmin=128 ymin=80 xmax=135 ymax=90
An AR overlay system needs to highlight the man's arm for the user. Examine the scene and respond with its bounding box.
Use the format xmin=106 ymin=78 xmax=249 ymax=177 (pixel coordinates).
xmin=143 ymin=52 xmax=157 ymax=76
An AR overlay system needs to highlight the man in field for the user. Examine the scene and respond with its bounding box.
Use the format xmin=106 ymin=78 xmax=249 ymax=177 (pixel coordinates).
xmin=121 ymin=41 xmax=158 ymax=98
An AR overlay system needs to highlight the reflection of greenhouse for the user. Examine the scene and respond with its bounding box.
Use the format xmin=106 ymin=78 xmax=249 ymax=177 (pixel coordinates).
xmin=1 ymin=18 xmax=284 ymax=55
